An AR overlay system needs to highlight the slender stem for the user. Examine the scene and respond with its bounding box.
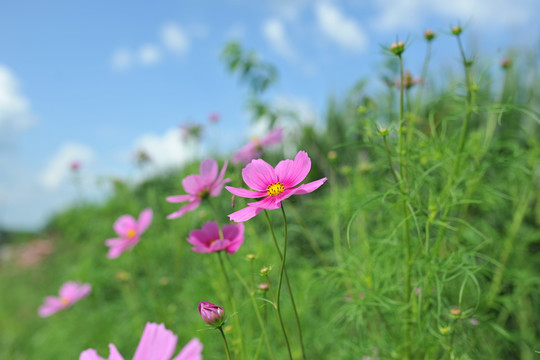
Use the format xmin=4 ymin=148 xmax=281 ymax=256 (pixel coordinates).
xmin=264 ymin=209 xmax=307 ymax=359
xmin=219 ymin=326 xmax=232 ymax=360
xmin=383 ymin=135 xmax=400 ymax=184
xmin=225 ymin=255 xmax=276 ymax=360
xmin=263 ymin=210 xmax=293 ymax=360
xmin=218 ymin=252 xmax=245 ymax=360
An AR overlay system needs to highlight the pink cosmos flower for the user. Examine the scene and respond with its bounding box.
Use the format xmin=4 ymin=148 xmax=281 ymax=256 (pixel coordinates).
xmin=187 ymin=221 xmax=244 ymax=254
xmin=232 ymin=127 xmax=283 ymax=165
xmin=105 ymin=208 xmax=153 ymax=259
xmin=166 ymin=159 xmax=230 ymax=219
xmin=226 ymin=150 xmax=327 ymax=222
xmin=38 ymin=281 xmax=91 ymax=317
xmin=208 ymin=112 xmax=220 ymax=123
xmin=79 ymin=322 xmax=203 ymax=360
xmin=70 ymin=161 xmax=81 ymax=171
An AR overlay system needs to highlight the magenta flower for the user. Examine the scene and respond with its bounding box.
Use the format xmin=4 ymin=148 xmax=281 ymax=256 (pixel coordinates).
xmin=166 ymin=158 xmax=230 ymax=219
xmin=226 ymin=150 xmax=327 ymax=222
xmin=199 ymin=301 xmax=226 ymax=328
xmin=105 ymin=208 xmax=153 ymax=259
xmin=38 ymin=281 xmax=91 ymax=317
xmin=80 ymin=322 xmax=203 ymax=360
xmin=187 ymin=221 xmax=244 ymax=254
xmin=232 ymin=127 xmax=283 ymax=165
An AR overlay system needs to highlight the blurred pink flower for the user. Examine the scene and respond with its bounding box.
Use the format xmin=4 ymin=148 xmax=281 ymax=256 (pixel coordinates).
xmin=232 ymin=127 xmax=283 ymax=165
xmin=16 ymin=239 xmax=54 ymax=268
xmin=79 ymin=322 xmax=203 ymax=360
xmin=70 ymin=161 xmax=81 ymax=171
xmin=105 ymin=208 xmax=153 ymax=259
xmin=166 ymin=159 xmax=230 ymax=219
xmin=208 ymin=112 xmax=220 ymax=123
xmin=38 ymin=281 xmax=91 ymax=317
xmin=226 ymin=151 xmax=327 ymax=222
xmin=187 ymin=221 xmax=244 ymax=254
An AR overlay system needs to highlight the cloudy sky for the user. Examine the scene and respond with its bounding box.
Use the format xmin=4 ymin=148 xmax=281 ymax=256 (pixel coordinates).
xmin=1 ymin=0 xmax=539 ymax=230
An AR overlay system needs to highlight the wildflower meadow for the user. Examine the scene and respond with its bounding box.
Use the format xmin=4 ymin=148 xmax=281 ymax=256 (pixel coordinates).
xmin=2 ymin=26 xmax=540 ymax=360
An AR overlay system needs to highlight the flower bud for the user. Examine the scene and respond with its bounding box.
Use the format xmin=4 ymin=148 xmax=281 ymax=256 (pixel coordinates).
xmin=424 ymin=29 xmax=435 ymax=41
xmin=501 ymin=58 xmax=511 ymax=69
xmin=390 ymin=41 xmax=405 ymax=56
xmin=246 ymin=253 xmax=256 ymax=261
xmin=258 ymin=283 xmax=270 ymax=292
xmin=379 ymin=127 xmax=390 ymax=137
xmin=260 ymin=266 xmax=270 ymax=276
xmin=451 ymin=25 xmax=462 ymax=36
xmin=450 ymin=307 xmax=462 ymax=318
xmin=198 ymin=301 xmax=226 ymax=328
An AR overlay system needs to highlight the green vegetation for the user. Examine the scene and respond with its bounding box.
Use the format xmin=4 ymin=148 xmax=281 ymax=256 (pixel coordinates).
xmin=1 ymin=30 xmax=540 ymax=359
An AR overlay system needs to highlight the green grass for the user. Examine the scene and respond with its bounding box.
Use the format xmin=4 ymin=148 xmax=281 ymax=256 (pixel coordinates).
xmin=1 ymin=32 xmax=540 ymax=359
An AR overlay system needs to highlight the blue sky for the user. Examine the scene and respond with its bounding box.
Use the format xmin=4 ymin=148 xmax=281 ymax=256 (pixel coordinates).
xmin=1 ymin=0 xmax=539 ymax=230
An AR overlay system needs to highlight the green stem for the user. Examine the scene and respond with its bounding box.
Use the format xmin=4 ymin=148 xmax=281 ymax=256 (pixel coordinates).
xmin=219 ymin=326 xmax=232 ymax=360
xmin=263 ymin=210 xmax=293 ymax=360
xmin=225 ymin=255 xmax=276 ymax=360
xmin=218 ymin=252 xmax=245 ymax=360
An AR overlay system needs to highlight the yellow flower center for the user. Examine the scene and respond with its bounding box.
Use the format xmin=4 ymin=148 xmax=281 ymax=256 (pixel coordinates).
xmin=267 ymin=182 xmax=285 ymax=196
xmin=127 ymin=229 xmax=137 ymax=238
xmin=60 ymin=297 xmax=70 ymax=306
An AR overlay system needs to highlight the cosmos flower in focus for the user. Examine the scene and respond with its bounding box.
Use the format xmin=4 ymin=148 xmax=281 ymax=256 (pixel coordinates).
xmin=232 ymin=127 xmax=283 ymax=165
xmin=166 ymin=159 xmax=230 ymax=219
xmin=79 ymin=322 xmax=203 ymax=360
xmin=105 ymin=208 xmax=153 ymax=259
xmin=39 ymin=281 xmax=91 ymax=317
xmin=226 ymin=151 xmax=327 ymax=222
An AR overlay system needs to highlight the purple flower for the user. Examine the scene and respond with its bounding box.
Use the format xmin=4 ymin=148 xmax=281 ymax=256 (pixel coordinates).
xmin=166 ymin=159 xmax=230 ymax=219
xmin=226 ymin=150 xmax=327 ymax=222
xmin=105 ymin=208 xmax=153 ymax=259
xmin=38 ymin=281 xmax=91 ymax=317
xmin=187 ymin=221 xmax=244 ymax=254
xmin=79 ymin=322 xmax=203 ymax=360
xmin=232 ymin=128 xmax=283 ymax=165
xmin=199 ymin=301 xmax=226 ymax=328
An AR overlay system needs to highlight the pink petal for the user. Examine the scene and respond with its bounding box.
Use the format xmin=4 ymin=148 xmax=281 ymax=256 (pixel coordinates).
xmin=242 ymin=159 xmax=277 ymax=191
xmin=113 ymin=215 xmax=137 ymax=237
xmin=213 ymin=160 xmax=228 ymax=186
xmin=223 ymin=223 xmax=244 ymax=254
xmin=73 ymin=283 xmax=92 ymax=301
xmin=79 ymin=349 xmax=106 ymax=360
xmin=228 ymin=206 xmax=263 ymax=222
xmin=38 ymin=297 xmax=63 ymax=317
xmin=167 ymin=199 xmax=201 ymax=219
xmin=187 ymin=222 xmax=219 ymax=247
xmin=59 ymin=281 xmax=80 ymax=298
xmin=137 ymin=208 xmax=153 ymax=233
xmin=199 ymin=158 xmax=218 ymax=183
xmin=106 ymin=239 xmax=131 ymax=259
xmin=260 ymin=127 xmax=283 ymax=146
xmin=275 ymin=151 xmax=311 ymax=188
xmin=248 ymin=195 xmax=281 ymax=210
xmin=173 ymin=338 xmax=203 ymax=360
xmin=133 ymin=323 xmax=178 ymax=360
xmin=232 ymin=143 xmax=258 ymax=165
xmin=107 ymin=344 xmax=125 ymax=360
xmin=292 ymin=177 xmax=327 ymax=195
xmin=225 ymin=186 xmax=266 ymax=199
xmin=166 ymin=194 xmax=193 ymax=203
xmin=182 ymin=174 xmax=204 ymax=195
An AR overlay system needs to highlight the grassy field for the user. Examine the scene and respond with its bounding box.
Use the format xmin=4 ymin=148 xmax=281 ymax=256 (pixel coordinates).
xmin=1 ymin=30 xmax=540 ymax=359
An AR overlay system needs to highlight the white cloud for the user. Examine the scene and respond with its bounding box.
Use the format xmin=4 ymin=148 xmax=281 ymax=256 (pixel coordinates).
xmin=0 ymin=65 xmax=34 ymax=132
xmin=133 ymin=127 xmax=199 ymax=170
xmin=262 ymin=19 xmax=298 ymax=60
xmin=138 ymin=44 xmax=162 ymax=66
xmin=110 ymin=48 xmax=133 ymax=71
xmin=40 ymin=142 xmax=95 ymax=189
xmin=372 ymin=0 xmax=538 ymax=31
xmin=161 ymin=23 xmax=190 ymax=55
xmin=314 ymin=2 xmax=368 ymax=52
